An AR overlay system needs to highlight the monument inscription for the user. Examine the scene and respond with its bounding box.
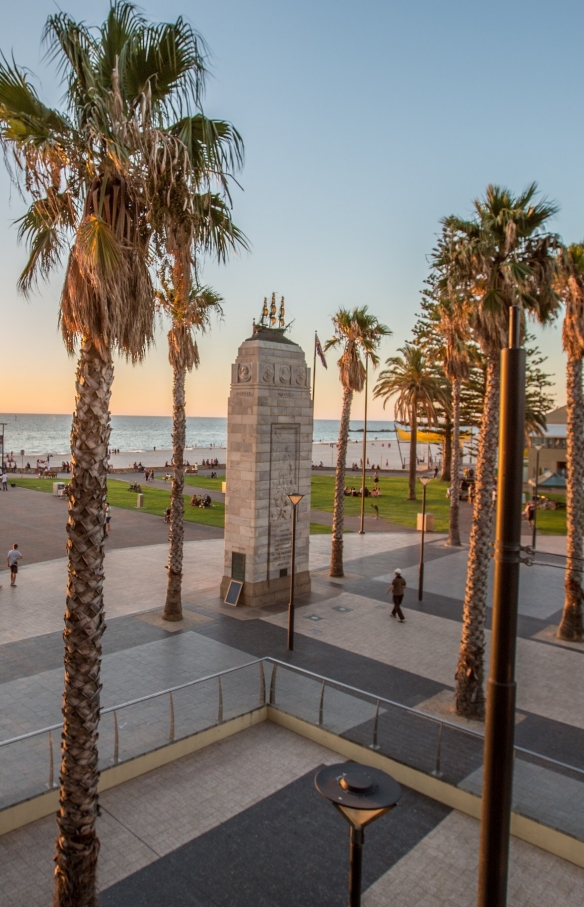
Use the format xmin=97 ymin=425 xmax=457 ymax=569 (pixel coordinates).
xmin=268 ymin=424 xmax=300 ymax=574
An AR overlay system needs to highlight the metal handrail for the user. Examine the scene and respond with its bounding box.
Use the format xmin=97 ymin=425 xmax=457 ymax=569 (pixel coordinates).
xmin=263 ymin=658 xmax=584 ymax=779
xmin=265 ymin=658 xmax=483 ymax=738
xmin=1 ymin=655 xmax=583 ymax=784
xmin=0 ymin=658 xmax=263 ymax=750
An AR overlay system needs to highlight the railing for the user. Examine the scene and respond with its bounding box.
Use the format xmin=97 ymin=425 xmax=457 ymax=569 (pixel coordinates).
xmin=0 ymin=659 xmax=266 ymax=809
xmin=1 ymin=657 xmax=583 ymax=845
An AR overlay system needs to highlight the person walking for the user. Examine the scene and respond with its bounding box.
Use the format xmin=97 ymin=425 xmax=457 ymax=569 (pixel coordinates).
xmin=1 ymin=471 xmax=7 ymax=491
xmin=105 ymin=502 xmax=111 ymax=534
xmin=387 ymin=568 xmax=407 ymax=621
xmin=7 ymin=544 xmax=22 ymax=586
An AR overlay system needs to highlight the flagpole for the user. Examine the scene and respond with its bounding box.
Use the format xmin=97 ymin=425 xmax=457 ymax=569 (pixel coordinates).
xmin=359 ymin=358 xmax=369 ymax=534
xmin=312 ymin=331 xmax=317 ymax=401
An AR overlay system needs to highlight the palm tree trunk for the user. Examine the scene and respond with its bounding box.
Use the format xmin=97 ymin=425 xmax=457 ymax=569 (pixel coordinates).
xmin=447 ymin=379 xmax=462 ymax=547
xmin=441 ymin=416 xmax=452 ymax=482
xmin=53 ymin=338 xmax=113 ymax=907
xmin=408 ymin=405 xmax=417 ymax=501
xmin=330 ymin=386 xmax=353 ymax=577
xmin=455 ymin=354 xmax=500 ymax=719
xmin=558 ymin=357 xmax=584 ymax=641
xmin=163 ymin=364 xmax=186 ymax=621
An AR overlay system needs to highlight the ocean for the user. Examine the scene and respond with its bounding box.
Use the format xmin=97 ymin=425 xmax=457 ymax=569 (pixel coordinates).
xmin=0 ymin=414 xmax=398 ymax=457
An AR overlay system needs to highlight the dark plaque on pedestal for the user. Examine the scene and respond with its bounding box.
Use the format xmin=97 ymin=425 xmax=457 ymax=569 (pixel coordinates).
xmin=224 ymin=580 xmax=244 ymax=607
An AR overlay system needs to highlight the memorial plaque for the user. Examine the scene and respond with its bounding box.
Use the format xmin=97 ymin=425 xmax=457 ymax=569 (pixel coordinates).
xmin=224 ymin=580 xmax=243 ymax=606
xmin=231 ymin=551 xmax=246 ymax=581
xmin=268 ymin=425 xmax=299 ymax=575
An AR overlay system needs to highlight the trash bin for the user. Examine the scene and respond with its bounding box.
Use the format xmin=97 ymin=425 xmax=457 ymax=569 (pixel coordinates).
xmin=136 ymin=493 xmax=144 ymax=508
xmin=417 ymin=512 xmax=434 ymax=531
xmin=53 ymin=482 xmax=65 ymax=496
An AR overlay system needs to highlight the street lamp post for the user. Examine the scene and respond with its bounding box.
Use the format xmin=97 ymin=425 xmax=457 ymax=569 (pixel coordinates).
xmin=477 ymin=306 xmax=525 ymax=907
xmin=532 ymin=443 xmax=543 ymax=552
xmin=315 ymin=763 xmax=401 ymax=907
xmin=286 ymin=493 xmax=304 ymax=651
xmin=359 ymin=359 xmax=369 ymax=535
xmin=418 ymin=476 xmax=432 ymax=601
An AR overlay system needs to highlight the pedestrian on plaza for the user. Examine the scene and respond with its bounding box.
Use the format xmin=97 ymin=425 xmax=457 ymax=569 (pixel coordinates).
xmin=387 ymin=568 xmax=406 ymax=622
xmin=105 ymin=502 xmax=111 ymax=534
xmin=7 ymin=544 xmax=22 ymax=586
xmin=1 ymin=471 xmax=7 ymax=491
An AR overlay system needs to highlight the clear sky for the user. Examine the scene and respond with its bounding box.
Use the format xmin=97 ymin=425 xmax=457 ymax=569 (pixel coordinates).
xmin=0 ymin=0 xmax=582 ymax=420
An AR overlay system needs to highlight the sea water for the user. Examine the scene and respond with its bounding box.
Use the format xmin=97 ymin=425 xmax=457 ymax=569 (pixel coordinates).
xmin=0 ymin=413 xmax=398 ymax=456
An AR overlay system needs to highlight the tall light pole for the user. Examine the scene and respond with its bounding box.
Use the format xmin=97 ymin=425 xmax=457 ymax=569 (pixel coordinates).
xmin=531 ymin=443 xmax=543 ymax=551
xmin=417 ymin=475 xmax=432 ymax=601
xmin=359 ymin=358 xmax=369 ymax=534
xmin=286 ymin=493 xmax=304 ymax=651
xmin=478 ymin=306 xmax=525 ymax=907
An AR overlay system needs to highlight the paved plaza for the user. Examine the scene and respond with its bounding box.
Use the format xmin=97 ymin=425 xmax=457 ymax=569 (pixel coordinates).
xmin=0 ymin=486 xmax=583 ymax=905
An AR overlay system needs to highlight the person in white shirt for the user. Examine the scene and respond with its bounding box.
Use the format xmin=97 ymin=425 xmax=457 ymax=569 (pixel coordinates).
xmin=1 ymin=472 xmax=7 ymax=491
xmin=7 ymin=544 xmax=22 ymax=586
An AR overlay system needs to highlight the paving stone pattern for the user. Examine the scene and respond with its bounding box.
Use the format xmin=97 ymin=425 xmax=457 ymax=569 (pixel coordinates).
xmin=1 ymin=507 xmax=584 ymax=905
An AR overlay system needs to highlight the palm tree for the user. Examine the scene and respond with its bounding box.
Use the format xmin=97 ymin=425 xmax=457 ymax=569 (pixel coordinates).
xmin=158 ymin=279 xmax=223 ymax=620
xmin=325 ymin=308 xmax=391 ymax=576
xmin=373 ymin=344 xmax=445 ymax=501
xmin=0 ymin=5 xmax=240 ymax=904
xmin=442 ymin=184 xmax=560 ymax=718
xmin=436 ymin=302 xmax=471 ymax=546
xmin=555 ymin=244 xmax=584 ymax=641
xmin=153 ymin=189 xmax=247 ymax=623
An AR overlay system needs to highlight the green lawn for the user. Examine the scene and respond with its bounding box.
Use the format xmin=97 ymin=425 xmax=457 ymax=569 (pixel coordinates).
xmin=107 ymin=480 xmax=225 ymax=527
xmin=311 ymin=474 xmax=454 ymax=532
xmin=183 ymin=474 xmax=225 ymax=491
xmin=531 ymin=494 xmax=568 ymax=536
xmin=8 ymin=476 xmax=55 ymax=493
xmin=9 ymin=473 xmax=569 ymax=535
xmin=10 ymin=476 xmax=225 ymax=528
xmin=311 ymin=474 xmax=569 ymax=535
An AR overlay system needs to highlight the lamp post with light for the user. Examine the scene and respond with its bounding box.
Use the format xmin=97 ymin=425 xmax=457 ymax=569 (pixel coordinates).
xmin=418 ymin=475 xmax=432 ymax=601
xmin=531 ymin=442 xmax=544 ymax=551
xmin=315 ymin=763 xmax=401 ymax=907
xmin=286 ymin=493 xmax=304 ymax=651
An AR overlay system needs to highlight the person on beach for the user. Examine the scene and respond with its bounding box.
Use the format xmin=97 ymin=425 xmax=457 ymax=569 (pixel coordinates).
xmin=7 ymin=544 xmax=22 ymax=586
xmin=386 ymin=569 xmax=406 ymax=622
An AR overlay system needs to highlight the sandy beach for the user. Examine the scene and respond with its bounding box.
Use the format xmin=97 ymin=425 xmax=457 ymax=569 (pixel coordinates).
xmin=15 ymin=437 xmax=441 ymax=472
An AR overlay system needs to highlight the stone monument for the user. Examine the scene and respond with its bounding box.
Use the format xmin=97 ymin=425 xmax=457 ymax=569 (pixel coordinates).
xmin=220 ymin=297 xmax=313 ymax=607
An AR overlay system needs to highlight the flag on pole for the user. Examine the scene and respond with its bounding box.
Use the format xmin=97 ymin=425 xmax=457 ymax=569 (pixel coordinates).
xmin=315 ymin=334 xmax=328 ymax=369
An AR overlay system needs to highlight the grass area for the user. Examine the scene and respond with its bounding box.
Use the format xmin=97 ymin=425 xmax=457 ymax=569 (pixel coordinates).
xmin=309 ymin=523 xmax=355 ymax=534
xmin=311 ymin=474 xmax=454 ymax=532
xmin=9 ymin=477 xmax=55 ymax=493
xmin=310 ymin=522 xmax=332 ymax=534
xmin=10 ymin=476 xmax=225 ymax=528
xmin=311 ymin=474 xmax=570 ymax=535
xmin=107 ymin=480 xmax=225 ymax=528
xmin=10 ymin=474 xmax=570 ymax=535
xmin=183 ymin=474 xmax=225 ymax=491
xmin=532 ymin=493 xmax=568 ymax=536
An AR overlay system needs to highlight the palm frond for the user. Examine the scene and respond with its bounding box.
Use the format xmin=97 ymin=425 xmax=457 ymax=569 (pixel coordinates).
xmin=121 ymin=17 xmax=208 ymax=116
xmin=16 ymin=192 xmax=75 ymax=294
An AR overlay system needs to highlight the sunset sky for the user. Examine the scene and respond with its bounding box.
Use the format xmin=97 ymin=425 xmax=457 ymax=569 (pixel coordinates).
xmin=0 ymin=0 xmax=582 ymax=421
